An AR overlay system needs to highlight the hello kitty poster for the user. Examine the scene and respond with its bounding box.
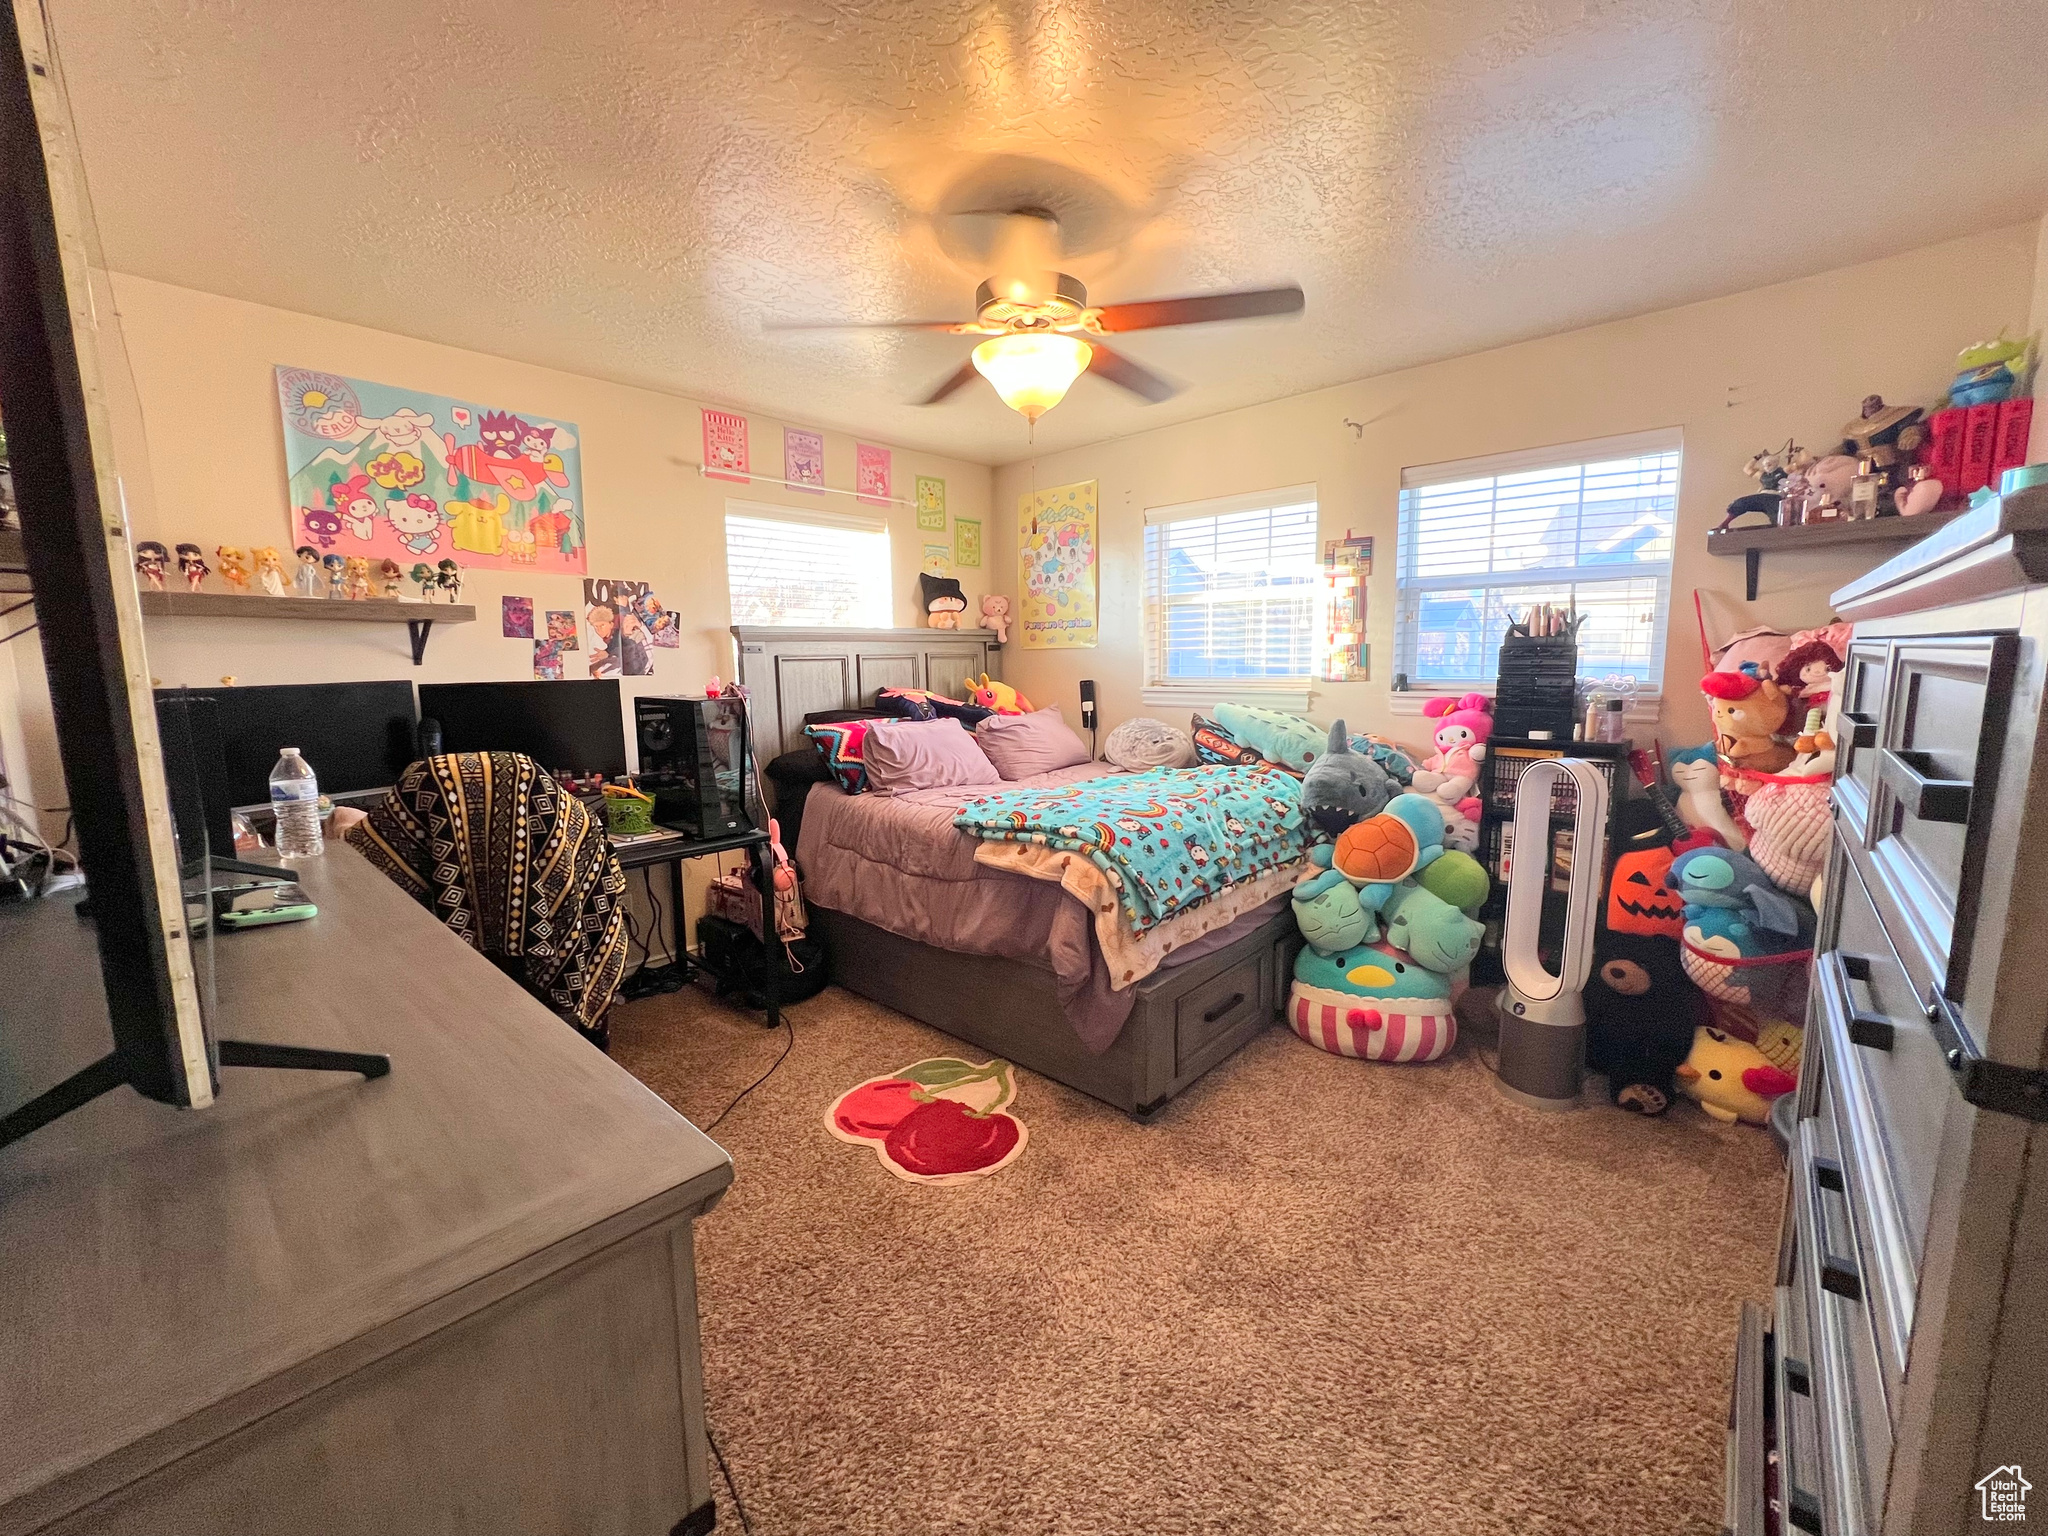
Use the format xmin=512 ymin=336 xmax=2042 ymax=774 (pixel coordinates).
xmin=276 ymin=366 xmax=586 ymax=574
xmin=1019 ymin=479 xmax=1097 ymax=650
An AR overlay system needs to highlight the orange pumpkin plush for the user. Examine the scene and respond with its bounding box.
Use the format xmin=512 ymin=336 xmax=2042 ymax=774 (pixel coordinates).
xmin=1608 ymin=846 xmax=1684 ymax=938
xmin=1699 ymin=670 xmax=1795 ymax=774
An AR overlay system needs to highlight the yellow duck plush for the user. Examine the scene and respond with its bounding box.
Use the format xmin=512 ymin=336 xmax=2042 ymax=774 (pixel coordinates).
xmin=1675 ymin=1024 xmax=1799 ymax=1124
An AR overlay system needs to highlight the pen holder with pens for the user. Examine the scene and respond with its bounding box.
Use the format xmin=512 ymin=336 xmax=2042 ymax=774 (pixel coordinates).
xmin=1495 ymin=636 xmax=1579 ymax=739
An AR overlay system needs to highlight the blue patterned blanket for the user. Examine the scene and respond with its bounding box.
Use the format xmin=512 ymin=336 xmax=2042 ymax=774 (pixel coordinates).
xmin=953 ymin=765 xmax=1307 ymax=932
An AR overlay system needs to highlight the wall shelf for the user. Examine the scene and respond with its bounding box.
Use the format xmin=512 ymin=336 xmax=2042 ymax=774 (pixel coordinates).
xmin=137 ymin=590 xmax=475 ymax=665
xmin=1707 ymin=509 xmax=1966 ymax=601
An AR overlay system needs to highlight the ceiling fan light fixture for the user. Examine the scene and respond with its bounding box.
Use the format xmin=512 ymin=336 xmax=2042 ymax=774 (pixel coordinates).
xmin=971 ymin=331 xmax=1092 ymax=423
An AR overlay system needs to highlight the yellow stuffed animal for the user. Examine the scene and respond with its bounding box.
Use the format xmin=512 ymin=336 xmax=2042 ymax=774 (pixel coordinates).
xmin=1675 ymin=1023 xmax=1799 ymax=1124
xmin=967 ymin=674 xmax=1033 ymax=715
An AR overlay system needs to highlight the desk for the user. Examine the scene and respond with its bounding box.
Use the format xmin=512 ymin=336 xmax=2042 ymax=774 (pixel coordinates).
xmin=0 ymin=846 xmax=732 ymax=1536
xmin=610 ymin=825 xmax=788 ymax=1028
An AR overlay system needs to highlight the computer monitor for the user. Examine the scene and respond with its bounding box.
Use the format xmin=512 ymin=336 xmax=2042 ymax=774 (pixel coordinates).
xmin=416 ymin=679 xmax=629 ymax=778
xmin=151 ymin=680 xmax=420 ymax=809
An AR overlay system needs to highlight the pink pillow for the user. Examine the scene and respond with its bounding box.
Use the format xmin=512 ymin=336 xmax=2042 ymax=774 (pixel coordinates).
xmin=861 ymin=717 xmax=1002 ymax=794
xmin=974 ymin=707 xmax=1092 ymax=780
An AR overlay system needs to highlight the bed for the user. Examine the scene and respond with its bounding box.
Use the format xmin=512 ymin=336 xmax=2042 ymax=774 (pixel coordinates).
xmin=733 ymin=625 xmax=1302 ymax=1118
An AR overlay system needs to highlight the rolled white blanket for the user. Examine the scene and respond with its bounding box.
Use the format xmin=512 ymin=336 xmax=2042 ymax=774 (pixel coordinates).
xmin=1102 ymin=716 xmax=1197 ymax=771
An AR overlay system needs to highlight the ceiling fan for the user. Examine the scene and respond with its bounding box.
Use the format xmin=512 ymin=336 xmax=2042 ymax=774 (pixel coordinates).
xmin=767 ymin=211 xmax=1304 ymax=427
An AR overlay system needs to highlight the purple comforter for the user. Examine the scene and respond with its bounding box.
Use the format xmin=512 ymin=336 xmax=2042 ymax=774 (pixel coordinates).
xmin=796 ymin=763 xmax=1281 ymax=1051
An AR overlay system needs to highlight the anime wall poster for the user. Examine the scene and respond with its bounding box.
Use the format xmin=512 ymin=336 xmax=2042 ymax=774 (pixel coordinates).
xmin=785 ymin=428 xmax=824 ymax=491
xmin=582 ymin=576 xmax=673 ymax=678
xmin=1019 ymin=480 xmax=1098 ymax=649
xmin=704 ymin=410 xmax=749 ymax=482
xmin=856 ymin=443 xmax=891 ymax=505
xmin=276 ymin=367 xmax=585 ymax=573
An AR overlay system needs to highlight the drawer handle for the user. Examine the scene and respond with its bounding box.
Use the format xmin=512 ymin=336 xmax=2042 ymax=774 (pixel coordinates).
xmin=1822 ymin=951 xmax=1896 ymax=1051
xmin=1809 ymin=1156 xmax=1864 ymax=1301
xmin=1202 ymin=992 xmax=1246 ymax=1024
xmin=1842 ymin=709 xmax=1879 ymax=749
xmin=1879 ymin=748 xmax=1973 ymax=824
xmin=1775 ymin=1342 xmax=1824 ymax=1534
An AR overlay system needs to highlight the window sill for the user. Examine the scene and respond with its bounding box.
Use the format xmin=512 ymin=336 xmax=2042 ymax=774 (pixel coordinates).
xmin=1142 ymin=681 xmax=1313 ymax=714
xmin=1387 ymin=684 xmax=1663 ymax=725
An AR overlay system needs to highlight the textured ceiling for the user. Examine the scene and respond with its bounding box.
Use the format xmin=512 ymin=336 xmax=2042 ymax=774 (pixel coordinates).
xmin=46 ymin=0 xmax=2048 ymax=466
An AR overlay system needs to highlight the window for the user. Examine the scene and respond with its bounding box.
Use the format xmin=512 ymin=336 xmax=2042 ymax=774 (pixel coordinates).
xmin=1394 ymin=429 xmax=1679 ymax=690
xmin=1142 ymin=486 xmax=1319 ymax=699
xmin=726 ymin=501 xmax=891 ymax=627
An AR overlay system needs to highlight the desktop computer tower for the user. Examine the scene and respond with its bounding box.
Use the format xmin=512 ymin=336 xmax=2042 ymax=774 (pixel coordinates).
xmin=634 ymin=696 xmax=754 ymax=838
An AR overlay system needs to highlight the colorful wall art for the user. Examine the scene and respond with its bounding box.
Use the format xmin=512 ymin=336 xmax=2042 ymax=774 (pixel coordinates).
xmin=502 ymin=595 xmax=534 ymax=638
xmin=1019 ymin=480 xmax=1098 ymax=650
xmin=582 ymin=576 xmax=674 ymax=678
xmin=277 ymin=366 xmax=585 ymax=574
xmin=785 ymin=428 xmax=824 ymax=492
xmin=704 ymin=409 xmax=748 ymax=483
xmin=954 ymin=517 xmax=982 ymax=568
xmin=915 ymin=475 xmax=946 ymax=529
xmin=856 ymin=443 xmax=891 ymax=505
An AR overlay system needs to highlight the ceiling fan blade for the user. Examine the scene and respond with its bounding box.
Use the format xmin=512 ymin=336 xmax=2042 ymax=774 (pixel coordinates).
xmin=1087 ymin=342 xmax=1177 ymax=404
xmin=1091 ymin=284 xmax=1304 ymax=333
xmin=916 ymin=360 xmax=982 ymax=406
xmin=765 ymin=319 xmax=982 ymax=333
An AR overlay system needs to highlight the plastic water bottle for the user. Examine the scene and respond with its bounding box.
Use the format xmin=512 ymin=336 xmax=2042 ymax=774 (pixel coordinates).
xmin=269 ymin=748 xmax=324 ymax=861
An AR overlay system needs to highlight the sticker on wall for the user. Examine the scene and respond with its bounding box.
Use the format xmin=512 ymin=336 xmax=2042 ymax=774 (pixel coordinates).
xmin=502 ymin=594 xmax=534 ymax=639
xmin=583 ymin=577 xmax=663 ymax=677
xmin=533 ymin=639 xmax=567 ymax=681
xmin=546 ymin=609 xmax=579 ymax=649
xmin=915 ymin=475 xmax=947 ymax=530
xmin=1322 ymin=532 xmax=1372 ymax=682
xmin=1019 ymin=479 xmax=1098 ymax=650
xmin=703 ymin=409 xmax=749 ymax=483
xmin=856 ymin=443 xmax=891 ymax=505
xmin=785 ymin=427 xmax=824 ymax=492
xmin=275 ymin=366 xmax=584 ymax=574
xmin=954 ymin=517 xmax=982 ymax=569
xmin=921 ymin=542 xmax=952 ymax=575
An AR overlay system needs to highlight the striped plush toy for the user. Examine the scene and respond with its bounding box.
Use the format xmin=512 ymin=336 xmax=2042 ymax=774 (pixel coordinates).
xmin=1288 ymin=940 xmax=1459 ymax=1064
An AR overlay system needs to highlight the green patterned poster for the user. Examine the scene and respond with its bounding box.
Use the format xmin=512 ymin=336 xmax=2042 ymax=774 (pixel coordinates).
xmin=915 ymin=476 xmax=947 ymax=530
xmin=954 ymin=517 xmax=982 ymax=568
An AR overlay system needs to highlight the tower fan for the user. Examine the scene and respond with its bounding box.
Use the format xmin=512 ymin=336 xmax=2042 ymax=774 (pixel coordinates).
xmin=1494 ymin=757 xmax=1610 ymax=1110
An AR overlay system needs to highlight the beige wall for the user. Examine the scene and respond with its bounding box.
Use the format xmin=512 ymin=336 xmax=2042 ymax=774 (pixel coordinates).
xmin=992 ymin=223 xmax=2041 ymax=753
xmin=110 ymin=273 xmax=995 ymax=708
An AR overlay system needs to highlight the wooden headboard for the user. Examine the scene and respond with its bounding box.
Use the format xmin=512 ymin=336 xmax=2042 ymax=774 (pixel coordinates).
xmin=730 ymin=625 xmax=1004 ymax=764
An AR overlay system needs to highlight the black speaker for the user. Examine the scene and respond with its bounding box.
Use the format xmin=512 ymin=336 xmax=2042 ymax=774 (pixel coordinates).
xmin=635 ymin=695 xmax=754 ymax=839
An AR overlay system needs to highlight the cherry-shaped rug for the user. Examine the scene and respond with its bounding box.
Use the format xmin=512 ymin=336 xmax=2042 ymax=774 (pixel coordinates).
xmin=826 ymin=1057 xmax=1029 ymax=1186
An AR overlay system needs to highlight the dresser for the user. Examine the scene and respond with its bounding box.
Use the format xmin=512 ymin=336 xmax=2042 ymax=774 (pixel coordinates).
xmin=1725 ymin=486 xmax=2048 ymax=1536
xmin=0 ymin=847 xmax=732 ymax=1536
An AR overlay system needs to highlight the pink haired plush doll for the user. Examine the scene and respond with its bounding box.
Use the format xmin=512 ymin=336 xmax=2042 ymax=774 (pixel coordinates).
xmin=1410 ymin=693 xmax=1494 ymax=804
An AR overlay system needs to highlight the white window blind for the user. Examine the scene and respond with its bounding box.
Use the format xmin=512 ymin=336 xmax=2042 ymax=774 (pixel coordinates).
xmin=1394 ymin=430 xmax=1680 ymax=687
xmin=1143 ymin=487 xmax=1318 ymax=685
xmin=726 ymin=502 xmax=891 ymax=627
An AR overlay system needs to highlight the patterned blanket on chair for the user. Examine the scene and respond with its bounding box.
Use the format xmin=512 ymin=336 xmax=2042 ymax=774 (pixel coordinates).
xmin=953 ymin=764 xmax=1307 ymax=932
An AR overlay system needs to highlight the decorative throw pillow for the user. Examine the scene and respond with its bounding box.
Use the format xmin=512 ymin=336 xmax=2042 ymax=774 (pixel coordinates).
xmin=1190 ymin=713 xmax=1266 ymax=769
xmin=974 ymin=707 xmax=1093 ymax=780
xmin=804 ymin=720 xmax=878 ymax=794
xmin=863 ymin=718 xmax=1003 ymax=793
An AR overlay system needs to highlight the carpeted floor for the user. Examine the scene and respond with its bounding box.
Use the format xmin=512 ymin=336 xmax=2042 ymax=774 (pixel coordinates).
xmin=611 ymin=981 xmax=1782 ymax=1536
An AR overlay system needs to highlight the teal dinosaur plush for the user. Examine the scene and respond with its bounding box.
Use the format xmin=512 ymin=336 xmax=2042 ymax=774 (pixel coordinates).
xmin=1415 ymin=848 xmax=1490 ymax=916
xmin=1379 ymin=880 xmax=1485 ymax=973
xmin=1292 ymin=846 xmax=1378 ymax=953
xmin=1214 ymin=702 xmax=1324 ymax=773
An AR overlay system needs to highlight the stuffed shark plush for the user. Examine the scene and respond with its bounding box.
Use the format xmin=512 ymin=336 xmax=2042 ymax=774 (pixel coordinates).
xmin=1301 ymin=719 xmax=1396 ymax=835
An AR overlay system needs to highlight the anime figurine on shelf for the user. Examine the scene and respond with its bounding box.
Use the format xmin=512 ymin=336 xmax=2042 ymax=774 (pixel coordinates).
xmin=410 ymin=561 xmax=437 ymax=600
xmin=377 ymin=558 xmax=403 ymax=599
xmin=322 ymin=551 xmax=347 ymax=598
xmin=214 ymin=546 xmax=251 ymax=593
xmin=134 ymin=540 xmax=169 ymax=592
xmin=293 ymin=545 xmax=322 ymax=597
xmin=342 ymin=556 xmax=373 ymax=601
xmin=435 ymin=558 xmax=463 ymax=602
xmin=175 ymin=542 xmax=209 ymax=592
xmin=251 ymin=545 xmax=287 ymax=597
